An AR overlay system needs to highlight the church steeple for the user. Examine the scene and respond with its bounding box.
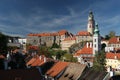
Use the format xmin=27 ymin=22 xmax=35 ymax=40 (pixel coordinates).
xmin=87 ymin=11 xmax=95 ymax=35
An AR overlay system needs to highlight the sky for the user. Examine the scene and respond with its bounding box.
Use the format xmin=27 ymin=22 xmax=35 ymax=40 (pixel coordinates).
xmin=0 ymin=0 xmax=120 ymax=37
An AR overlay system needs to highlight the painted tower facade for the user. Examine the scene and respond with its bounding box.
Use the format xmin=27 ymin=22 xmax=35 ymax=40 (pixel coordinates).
xmin=93 ymin=23 xmax=101 ymax=55
xmin=87 ymin=11 xmax=95 ymax=35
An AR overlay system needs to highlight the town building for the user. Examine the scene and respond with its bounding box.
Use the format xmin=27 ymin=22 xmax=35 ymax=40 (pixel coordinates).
xmin=106 ymin=52 xmax=120 ymax=70
xmin=61 ymin=37 xmax=76 ymax=51
xmin=27 ymin=30 xmax=71 ymax=47
xmin=74 ymin=23 xmax=101 ymax=66
xmin=105 ymin=36 xmax=120 ymax=52
xmin=76 ymin=31 xmax=92 ymax=43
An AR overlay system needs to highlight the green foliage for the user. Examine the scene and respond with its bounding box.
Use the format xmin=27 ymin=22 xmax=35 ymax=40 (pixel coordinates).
xmin=101 ymin=43 xmax=106 ymax=50
xmin=93 ymin=50 xmax=106 ymax=71
xmin=104 ymin=31 xmax=116 ymax=40
xmin=69 ymin=41 xmax=86 ymax=54
xmin=54 ymin=50 xmax=67 ymax=60
xmin=38 ymin=46 xmax=52 ymax=58
xmin=109 ymin=31 xmax=116 ymax=38
xmin=0 ymin=33 xmax=8 ymax=54
xmin=62 ymin=53 xmax=78 ymax=62
xmin=104 ymin=35 xmax=110 ymax=40
xmin=51 ymin=43 xmax=60 ymax=48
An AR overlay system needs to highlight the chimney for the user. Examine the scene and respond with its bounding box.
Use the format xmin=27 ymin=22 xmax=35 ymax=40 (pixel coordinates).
xmin=90 ymin=42 xmax=92 ymax=48
xmin=44 ymin=57 xmax=46 ymax=62
xmin=39 ymin=56 xmax=41 ymax=60
xmin=87 ymin=42 xmax=89 ymax=48
xmin=117 ymin=37 xmax=120 ymax=42
xmin=114 ymin=56 xmax=117 ymax=59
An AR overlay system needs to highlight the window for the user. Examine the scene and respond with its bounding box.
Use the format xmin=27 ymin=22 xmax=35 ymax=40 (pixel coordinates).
xmin=89 ymin=25 xmax=91 ymax=28
xmin=94 ymin=44 xmax=96 ymax=48
xmin=94 ymin=39 xmax=96 ymax=42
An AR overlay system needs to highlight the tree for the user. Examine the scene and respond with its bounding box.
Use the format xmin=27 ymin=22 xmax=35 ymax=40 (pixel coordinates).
xmin=0 ymin=33 xmax=8 ymax=54
xmin=104 ymin=35 xmax=110 ymax=40
xmin=51 ymin=43 xmax=60 ymax=48
xmin=38 ymin=46 xmax=52 ymax=58
xmin=109 ymin=31 xmax=116 ymax=38
xmin=62 ymin=53 xmax=78 ymax=62
xmin=101 ymin=43 xmax=106 ymax=50
xmin=92 ymin=50 xmax=106 ymax=71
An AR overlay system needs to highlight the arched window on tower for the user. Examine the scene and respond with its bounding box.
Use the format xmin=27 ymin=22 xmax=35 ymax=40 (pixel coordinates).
xmin=89 ymin=25 xmax=91 ymax=28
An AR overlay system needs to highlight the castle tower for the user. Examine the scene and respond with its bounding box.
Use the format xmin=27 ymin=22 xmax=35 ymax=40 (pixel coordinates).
xmin=93 ymin=23 xmax=101 ymax=55
xmin=87 ymin=11 xmax=95 ymax=35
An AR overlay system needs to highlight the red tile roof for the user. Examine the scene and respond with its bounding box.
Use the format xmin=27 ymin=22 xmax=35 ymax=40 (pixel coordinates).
xmin=0 ymin=55 xmax=5 ymax=59
xmin=74 ymin=44 xmax=93 ymax=56
xmin=46 ymin=61 xmax=69 ymax=77
xmin=63 ymin=37 xmax=76 ymax=41
xmin=27 ymin=30 xmax=68 ymax=37
xmin=31 ymin=56 xmax=45 ymax=66
xmin=76 ymin=31 xmax=91 ymax=36
xmin=26 ymin=57 xmax=37 ymax=66
xmin=26 ymin=55 xmax=53 ymax=66
xmin=28 ymin=46 xmax=38 ymax=50
xmin=109 ymin=37 xmax=120 ymax=44
xmin=58 ymin=30 xmax=68 ymax=35
xmin=106 ymin=52 xmax=120 ymax=59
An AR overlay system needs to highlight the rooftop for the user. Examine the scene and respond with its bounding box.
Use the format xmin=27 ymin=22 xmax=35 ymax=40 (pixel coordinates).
xmin=74 ymin=43 xmax=93 ymax=56
xmin=106 ymin=52 xmax=120 ymax=59
xmin=76 ymin=31 xmax=91 ymax=36
xmin=46 ymin=61 xmax=69 ymax=77
xmin=58 ymin=63 xmax=86 ymax=80
xmin=109 ymin=36 xmax=120 ymax=44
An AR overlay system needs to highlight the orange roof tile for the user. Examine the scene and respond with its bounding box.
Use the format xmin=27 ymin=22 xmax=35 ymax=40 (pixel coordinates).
xmin=76 ymin=31 xmax=91 ymax=36
xmin=46 ymin=61 xmax=69 ymax=77
xmin=109 ymin=37 xmax=120 ymax=44
xmin=27 ymin=55 xmax=52 ymax=66
xmin=26 ymin=57 xmax=37 ymax=66
xmin=106 ymin=52 xmax=120 ymax=59
xmin=63 ymin=37 xmax=76 ymax=41
xmin=27 ymin=30 xmax=69 ymax=37
xmin=74 ymin=44 xmax=93 ymax=56
xmin=58 ymin=30 xmax=68 ymax=35
xmin=31 ymin=58 xmax=42 ymax=66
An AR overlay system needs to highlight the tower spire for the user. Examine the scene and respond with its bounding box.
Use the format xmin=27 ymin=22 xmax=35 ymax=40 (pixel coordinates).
xmin=87 ymin=11 xmax=95 ymax=35
xmin=88 ymin=11 xmax=94 ymax=20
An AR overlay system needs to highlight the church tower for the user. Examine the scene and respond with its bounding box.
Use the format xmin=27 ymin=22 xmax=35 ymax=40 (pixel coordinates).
xmin=87 ymin=11 xmax=95 ymax=35
xmin=93 ymin=23 xmax=101 ymax=55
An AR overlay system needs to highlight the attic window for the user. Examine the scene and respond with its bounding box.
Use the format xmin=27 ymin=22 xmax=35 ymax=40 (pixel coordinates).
xmin=64 ymin=73 xmax=69 ymax=77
